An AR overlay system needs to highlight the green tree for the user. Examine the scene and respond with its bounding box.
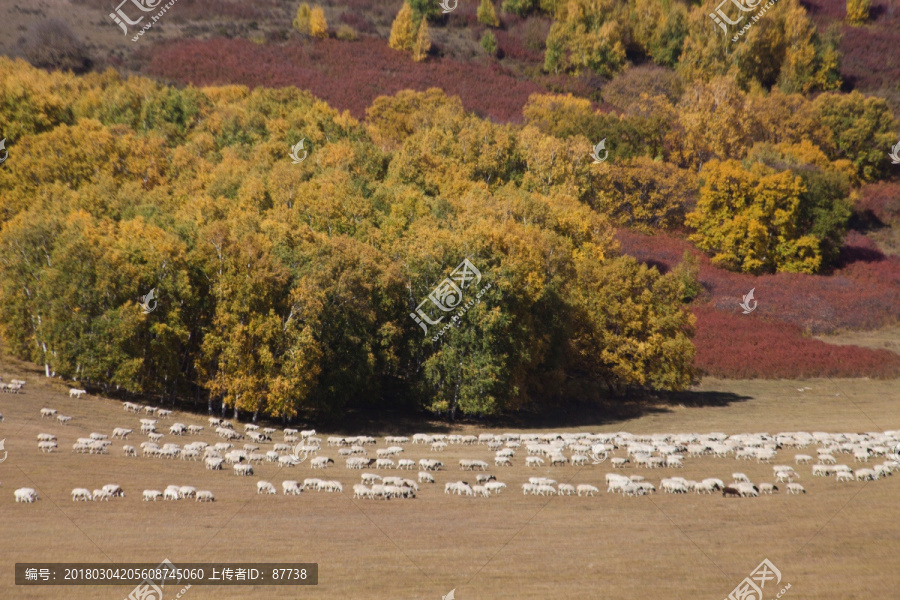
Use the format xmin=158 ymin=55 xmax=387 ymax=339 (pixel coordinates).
xmin=481 ymin=31 xmax=499 ymax=56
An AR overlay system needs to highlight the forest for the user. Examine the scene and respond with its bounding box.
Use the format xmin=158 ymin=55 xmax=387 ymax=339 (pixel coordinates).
xmin=1 ymin=0 xmax=899 ymax=422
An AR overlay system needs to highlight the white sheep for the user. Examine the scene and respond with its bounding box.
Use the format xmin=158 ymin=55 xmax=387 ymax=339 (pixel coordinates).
xmin=758 ymin=483 xmax=778 ymax=494
xmin=57 ymin=415 xmax=72 ymax=425
xmin=142 ymin=490 xmax=163 ymax=501
xmin=485 ymin=481 xmax=506 ymax=494
xmin=311 ymin=456 xmax=334 ymax=469
xmin=282 ymin=481 xmax=302 ymax=495
xmin=69 ymin=388 xmax=87 ymax=398
xmin=731 ymin=472 xmax=750 ymax=483
xmin=786 ymin=483 xmax=806 ymax=494
xmin=558 ymin=483 xmax=576 ymax=495
xmin=418 ymin=471 xmax=435 ymax=483
xmin=576 ymin=484 xmax=599 ymax=496
xmin=233 ymin=464 xmax=253 ymax=476
xmin=205 ymin=457 xmax=224 ymax=470
xmin=361 ymin=473 xmax=382 ymax=485
xmin=353 ymin=484 xmax=372 ymax=499
xmin=195 ymin=490 xmax=215 ymax=502
xmin=71 ymin=488 xmax=93 ymax=501
xmin=472 ymin=485 xmax=491 ymax=498
xmin=835 ymin=471 xmax=854 ymax=482
xmin=525 ymin=457 xmax=544 ymax=467
xmin=103 ymin=484 xmax=125 ymax=498
xmin=257 ymin=481 xmax=277 ymax=495
xmin=163 ymin=488 xmax=180 ymax=501
xmin=37 ymin=433 xmax=56 ymax=442
xmin=40 ymin=408 xmax=57 ymax=418
xmin=15 ymin=488 xmax=38 ymax=503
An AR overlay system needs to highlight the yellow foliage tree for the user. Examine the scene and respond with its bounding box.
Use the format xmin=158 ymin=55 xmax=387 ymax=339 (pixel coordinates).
xmin=592 ymin=157 xmax=697 ymax=232
xmin=685 ymin=160 xmax=821 ymax=274
xmin=309 ymin=6 xmax=328 ymax=38
xmin=846 ymin=0 xmax=870 ymax=24
xmin=413 ymin=16 xmax=431 ymax=62
xmin=389 ymin=3 xmax=417 ymax=53
xmin=292 ymin=3 xmax=312 ymax=34
xmin=477 ymin=0 xmax=500 ymax=27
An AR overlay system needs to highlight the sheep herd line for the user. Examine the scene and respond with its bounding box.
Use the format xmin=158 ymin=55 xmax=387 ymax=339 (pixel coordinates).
xmin=4 ymin=383 xmax=900 ymax=505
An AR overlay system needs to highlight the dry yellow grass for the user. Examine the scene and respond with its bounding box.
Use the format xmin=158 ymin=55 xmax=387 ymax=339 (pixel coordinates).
xmin=0 ymin=360 xmax=898 ymax=600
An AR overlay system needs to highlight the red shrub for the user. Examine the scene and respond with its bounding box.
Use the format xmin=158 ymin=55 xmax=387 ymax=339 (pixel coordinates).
xmin=692 ymin=305 xmax=900 ymax=378
xmin=143 ymin=37 xmax=545 ymax=123
xmin=615 ymin=228 xmax=900 ymax=335
xmin=856 ymin=181 xmax=900 ymax=226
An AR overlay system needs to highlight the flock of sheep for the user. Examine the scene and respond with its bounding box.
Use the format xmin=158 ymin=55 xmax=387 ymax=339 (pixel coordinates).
xmin=5 ymin=380 xmax=900 ymax=506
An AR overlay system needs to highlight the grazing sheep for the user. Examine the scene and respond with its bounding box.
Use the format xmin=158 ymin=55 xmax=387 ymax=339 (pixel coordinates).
xmin=731 ymin=472 xmax=750 ymax=483
xmin=418 ymin=472 xmax=435 ymax=483
xmin=431 ymin=441 xmax=448 ymax=452
xmin=38 ymin=441 xmax=57 ymax=453
xmin=69 ymin=388 xmax=87 ymax=399
xmin=812 ymin=464 xmax=832 ymax=476
xmin=142 ymin=490 xmax=163 ymax=501
xmin=257 ymin=481 xmax=277 ymax=495
xmin=610 ymin=458 xmax=628 ymax=468
xmin=163 ymin=488 xmax=180 ymax=501
xmin=495 ymin=456 xmax=512 ymax=466
xmin=375 ymin=458 xmax=395 ymax=469
xmin=577 ymin=484 xmax=599 ymax=496
xmin=476 ymin=474 xmax=497 ymax=484
xmin=558 ymin=483 xmax=576 ymax=496
xmin=836 ymin=471 xmax=854 ymax=482
xmin=472 ymin=485 xmax=491 ymax=498
xmin=92 ymin=489 xmax=111 ymax=501
xmin=15 ymin=488 xmax=38 ymax=503
xmin=525 ymin=457 xmax=545 ymax=467
xmin=485 ymin=481 xmax=507 ymax=494
xmin=758 ymin=483 xmax=778 ymax=494
xmin=40 ymin=408 xmax=57 ymax=418
xmin=37 ymin=433 xmax=57 ymax=442
xmin=353 ymin=484 xmax=372 ymax=499
xmin=57 ymin=415 xmax=72 ymax=425
xmin=855 ymin=468 xmax=878 ymax=481
xmin=233 ymin=464 xmax=253 ymax=476
xmin=397 ymin=459 xmax=416 ymax=470
xmin=112 ymin=428 xmax=132 ymax=439
xmin=205 ymin=457 xmax=224 ymax=470
xmin=103 ymin=484 xmax=125 ymax=498
xmin=310 ymin=457 xmax=334 ymax=469
xmin=361 ymin=473 xmax=382 ymax=485
xmin=282 ymin=481 xmax=302 ymax=496
xmin=71 ymin=488 xmax=93 ymax=501
xmin=786 ymin=483 xmax=806 ymax=494
xmin=795 ymin=454 xmax=813 ymax=464
xmin=722 ymin=486 xmax=742 ymax=498
xmin=195 ymin=491 xmax=215 ymax=502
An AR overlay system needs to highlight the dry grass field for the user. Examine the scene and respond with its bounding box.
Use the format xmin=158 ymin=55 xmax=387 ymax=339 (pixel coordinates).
xmin=1 ymin=357 xmax=898 ymax=600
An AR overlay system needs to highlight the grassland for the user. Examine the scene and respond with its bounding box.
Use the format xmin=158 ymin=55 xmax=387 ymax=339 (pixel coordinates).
xmin=1 ymin=357 xmax=898 ymax=600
